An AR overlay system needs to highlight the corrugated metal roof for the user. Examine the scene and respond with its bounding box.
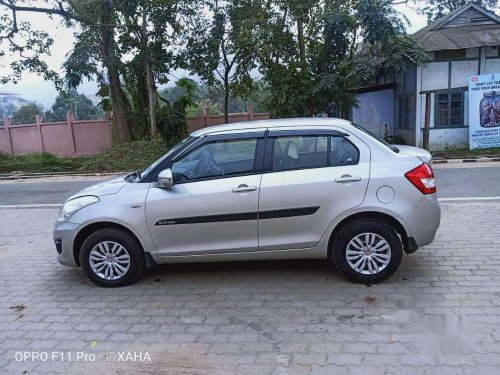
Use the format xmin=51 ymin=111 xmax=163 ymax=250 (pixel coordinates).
xmin=411 ymin=2 xmax=500 ymax=51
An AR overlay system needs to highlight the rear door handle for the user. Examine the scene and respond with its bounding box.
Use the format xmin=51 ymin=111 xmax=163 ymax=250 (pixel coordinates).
xmin=232 ymin=184 xmax=257 ymax=193
xmin=335 ymin=175 xmax=361 ymax=183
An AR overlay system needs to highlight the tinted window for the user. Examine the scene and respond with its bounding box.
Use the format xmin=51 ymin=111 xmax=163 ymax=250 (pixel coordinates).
xmin=172 ymin=139 xmax=257 ymax=181
xmin=273 ymin=135 xmax=328 ymax=171
xmin=330 ymin=137 xmax=359 ymax=166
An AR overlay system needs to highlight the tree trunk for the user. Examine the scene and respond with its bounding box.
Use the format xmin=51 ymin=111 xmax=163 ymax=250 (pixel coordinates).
xmin=142 ymin=9 xmax=157 ymax=138
xmin=145 ymin=63 xmax=157 ymax=137
xmin=296 ymin=16 xmax=306 ymax=68
xmin=224 ymin=73 xmax=230 ymax=124
xmin=100 ymin=0 xmax=132 ymax=143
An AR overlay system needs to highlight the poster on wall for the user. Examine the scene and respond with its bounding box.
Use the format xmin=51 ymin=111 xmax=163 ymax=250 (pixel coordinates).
xmin=469 ymin=73 xmax=500 ymax=149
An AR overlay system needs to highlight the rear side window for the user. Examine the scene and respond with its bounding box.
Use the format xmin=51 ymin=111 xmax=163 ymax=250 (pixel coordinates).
xmin=272 ymin=135 xmax=359 ymax=172
xmin=273 ymin=135 xmax=328 ymax=171
xmin=330 ymin=137 xmax=359 ymax=166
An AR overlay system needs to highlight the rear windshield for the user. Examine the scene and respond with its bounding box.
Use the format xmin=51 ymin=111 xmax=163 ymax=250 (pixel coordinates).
xmin=351 ymin=123 xmax=399 ymax=153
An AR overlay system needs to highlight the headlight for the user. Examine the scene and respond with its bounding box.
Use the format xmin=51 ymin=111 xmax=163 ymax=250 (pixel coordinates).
xmin=57 ymin=196 xmax=99 ymax=222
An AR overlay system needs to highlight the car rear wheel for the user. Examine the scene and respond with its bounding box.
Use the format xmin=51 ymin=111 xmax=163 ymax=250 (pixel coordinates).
xmin=331 ymin=219 xmax=403 ymax=283
xmin=79 ymin=228 xmax=145 ymax=287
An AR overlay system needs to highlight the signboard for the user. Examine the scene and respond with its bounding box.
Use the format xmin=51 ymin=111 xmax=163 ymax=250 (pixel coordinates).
xmin=468 ymin=73 xmax=500 ymax=149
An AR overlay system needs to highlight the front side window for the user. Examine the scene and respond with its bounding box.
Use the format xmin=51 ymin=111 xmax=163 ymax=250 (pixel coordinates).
xmin=435 ymin=91 xmax=464 ymax=127
xmin=273 ymin=135 xmax=328 ymax=171
xmin=172 ymin=138 xmax=258 ymax=182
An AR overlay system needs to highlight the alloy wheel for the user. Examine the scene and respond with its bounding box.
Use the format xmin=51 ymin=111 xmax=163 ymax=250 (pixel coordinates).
xmin=345 ymin=233 xmax=391 ymax=275
xmin=89 ymin=241 xmax=131 ymax=280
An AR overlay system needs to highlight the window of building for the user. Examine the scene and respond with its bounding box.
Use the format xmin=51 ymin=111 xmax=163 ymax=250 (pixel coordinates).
xmin=435 ymin=49 xmax=466 ymax=62
xmin=435 ymin=91 xmax=465 ymax=127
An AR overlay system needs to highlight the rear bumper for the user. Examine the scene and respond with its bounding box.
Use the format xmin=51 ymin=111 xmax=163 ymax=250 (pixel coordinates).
xmin=404 ymin=194 xmax=441 ymax=252
xmin=53 ymin=221 xmax=80 ymax=267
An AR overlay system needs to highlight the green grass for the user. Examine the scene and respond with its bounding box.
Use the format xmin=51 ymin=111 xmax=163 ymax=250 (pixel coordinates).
xmin=0 ymin=140 xmax=169 ymax=174
xmin=431 ymin=147 xmax=500 ymax=159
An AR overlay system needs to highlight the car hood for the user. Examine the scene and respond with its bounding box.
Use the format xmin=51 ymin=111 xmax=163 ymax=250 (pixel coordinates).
xmin=67 ymin=175 xmax=128 ymax=201
xmin=394 ymin=145 xmax=432 ymax=165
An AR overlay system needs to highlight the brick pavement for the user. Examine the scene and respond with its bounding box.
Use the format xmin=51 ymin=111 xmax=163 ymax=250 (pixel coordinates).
xmin=0 ymin=203 xmax=499 ymax=374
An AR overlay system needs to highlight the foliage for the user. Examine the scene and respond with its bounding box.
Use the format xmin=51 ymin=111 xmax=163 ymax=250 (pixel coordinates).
xmin=156 ymin=78 xmax=198 ymax=142
xmin=431 ymin=147 xmax=500 ymax=159
xmin=184 ymin=0 xmax=259 ymax=122
xmin=45 ymin=91 xmax=103 ymax=121
xmin=0 ymin=1 xmax=63 ymax=87
xmin=417 ymin=0 xmax=498 ymax=23
xmin=251 ymin=0 xmax=427 ymax=118
xmin=0 ymin=151 xmax=81 ymax=173
xmin=0 ymin=140 xmax=169 ymax=174
xmin=76 ymin=139 xmax=168 ymax=172
xmin=11 ymin=103 xmax=44 ymax=125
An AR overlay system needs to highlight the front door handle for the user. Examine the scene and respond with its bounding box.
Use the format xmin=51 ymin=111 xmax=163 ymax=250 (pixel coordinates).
xmin=232 ymin=184 xmax=257 ymax=193
xmin=335 ymin=175 xmax=361 ymax=183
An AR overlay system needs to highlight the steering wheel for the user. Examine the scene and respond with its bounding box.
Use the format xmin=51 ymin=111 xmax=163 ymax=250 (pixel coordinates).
xmin=173 ymin=170 xmax=191 ymax=183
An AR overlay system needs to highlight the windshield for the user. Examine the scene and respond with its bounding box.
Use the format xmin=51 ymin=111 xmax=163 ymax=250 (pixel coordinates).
xmin=138 ymin=136 xmax=197 ymax=181
xmin=350 ymin=123 xmax=399 ymax=153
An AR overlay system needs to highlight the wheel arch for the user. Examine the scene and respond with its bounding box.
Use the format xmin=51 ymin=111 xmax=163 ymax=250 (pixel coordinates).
xmin=327 ymin=211 xmax=411 ymax=257
xmin=73 ymin=221 xmax=145 ymax=267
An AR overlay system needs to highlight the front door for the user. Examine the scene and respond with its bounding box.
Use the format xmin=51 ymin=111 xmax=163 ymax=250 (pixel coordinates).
xmin=146 ymin=134 xmax=264 ymax=256
xmin=258 ymin=128 xmax=370 ymax=251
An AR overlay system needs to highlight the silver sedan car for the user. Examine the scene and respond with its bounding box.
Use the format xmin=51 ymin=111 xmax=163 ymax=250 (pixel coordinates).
xmin=54 ymin=118 xmax=440 ymax=287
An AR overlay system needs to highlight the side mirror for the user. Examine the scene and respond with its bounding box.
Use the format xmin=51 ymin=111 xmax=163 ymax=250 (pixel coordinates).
xmin=158 ymin=168 xmax=174 ymax=189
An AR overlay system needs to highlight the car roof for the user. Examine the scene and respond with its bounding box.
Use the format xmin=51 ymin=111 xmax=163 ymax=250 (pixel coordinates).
xmin=190 ymin=117 xmax=353 ymax=136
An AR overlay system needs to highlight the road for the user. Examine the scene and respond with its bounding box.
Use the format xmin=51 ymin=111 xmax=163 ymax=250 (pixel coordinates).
xmin=1 ymin=201 xmax=500 ymax=374
xmin=0 ymin=164 xmax=499 ymax=205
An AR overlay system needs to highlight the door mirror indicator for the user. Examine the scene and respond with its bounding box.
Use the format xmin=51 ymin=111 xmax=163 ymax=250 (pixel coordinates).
xmin=158 ymin=169 xmax=174 ymax=189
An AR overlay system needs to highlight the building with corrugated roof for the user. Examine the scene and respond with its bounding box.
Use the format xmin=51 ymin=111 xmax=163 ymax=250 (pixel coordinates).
xmin=351 ymin=2 xmax=500 ymax=150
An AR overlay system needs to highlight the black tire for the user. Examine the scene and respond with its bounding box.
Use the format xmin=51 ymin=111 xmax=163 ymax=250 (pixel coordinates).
xmin=79 ymin=228 xmax=145 ymax=287
xmin=331 ymin=219 xmax=403 ymax=284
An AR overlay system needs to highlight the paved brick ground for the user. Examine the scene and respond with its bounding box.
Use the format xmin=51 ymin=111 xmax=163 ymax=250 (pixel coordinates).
xmin=0 ymin=203 xmax=499 ymax=374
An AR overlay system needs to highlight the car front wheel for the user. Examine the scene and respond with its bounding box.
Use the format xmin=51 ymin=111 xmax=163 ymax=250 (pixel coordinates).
xmin=331 ymin=219 xmax=403 ymax=283
xmin=79 ymin=228 xmax=145 ymax=287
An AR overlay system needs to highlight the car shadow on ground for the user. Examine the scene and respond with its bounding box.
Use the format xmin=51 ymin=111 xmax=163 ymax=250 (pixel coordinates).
xmin=141 ymin=258 xmax=342 ymax=282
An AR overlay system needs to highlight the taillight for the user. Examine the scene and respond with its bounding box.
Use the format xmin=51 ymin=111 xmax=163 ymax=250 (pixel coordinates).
xmin=405 ymin=163 xmax=436 ymax=194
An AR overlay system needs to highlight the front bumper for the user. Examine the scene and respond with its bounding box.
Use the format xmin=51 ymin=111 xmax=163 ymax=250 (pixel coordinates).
xmin=53 ymin=221 xmax=80 ymax=267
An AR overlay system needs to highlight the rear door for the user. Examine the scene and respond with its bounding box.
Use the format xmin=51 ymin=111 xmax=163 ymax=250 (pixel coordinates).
xmin=258 ymin=128 xmax=370 ymax=251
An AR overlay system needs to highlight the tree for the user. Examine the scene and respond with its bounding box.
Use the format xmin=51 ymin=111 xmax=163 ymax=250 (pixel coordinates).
xmin=417 ymin=0 xmax=498 ymax=23
xmin=117 ymin=0 xmax=193 ymax=137
xmin=64 ymin=0 xmax=196 ymax=141
xmin=45 ymin=91 xmax=103 ymax=121
xmin=156 ymin=78 xmax=198 ymax=142
xmin=0 ymin=0 xmax=65 ymax=87
xmin=11 ymin=103 xmax=44 ymax=125
xmin=185 ymin=0 xmax=258 ymax=123
xmin=252 ymin=0 xmax=427 ymax=118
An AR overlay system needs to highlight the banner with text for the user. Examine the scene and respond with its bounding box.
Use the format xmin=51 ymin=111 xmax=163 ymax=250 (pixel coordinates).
xmin=468 ymin=73 xmax=500 ymax=149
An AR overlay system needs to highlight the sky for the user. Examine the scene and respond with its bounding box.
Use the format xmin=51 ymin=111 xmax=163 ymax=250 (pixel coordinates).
xmin=0 ymin=2 xmax=428 ymax=109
